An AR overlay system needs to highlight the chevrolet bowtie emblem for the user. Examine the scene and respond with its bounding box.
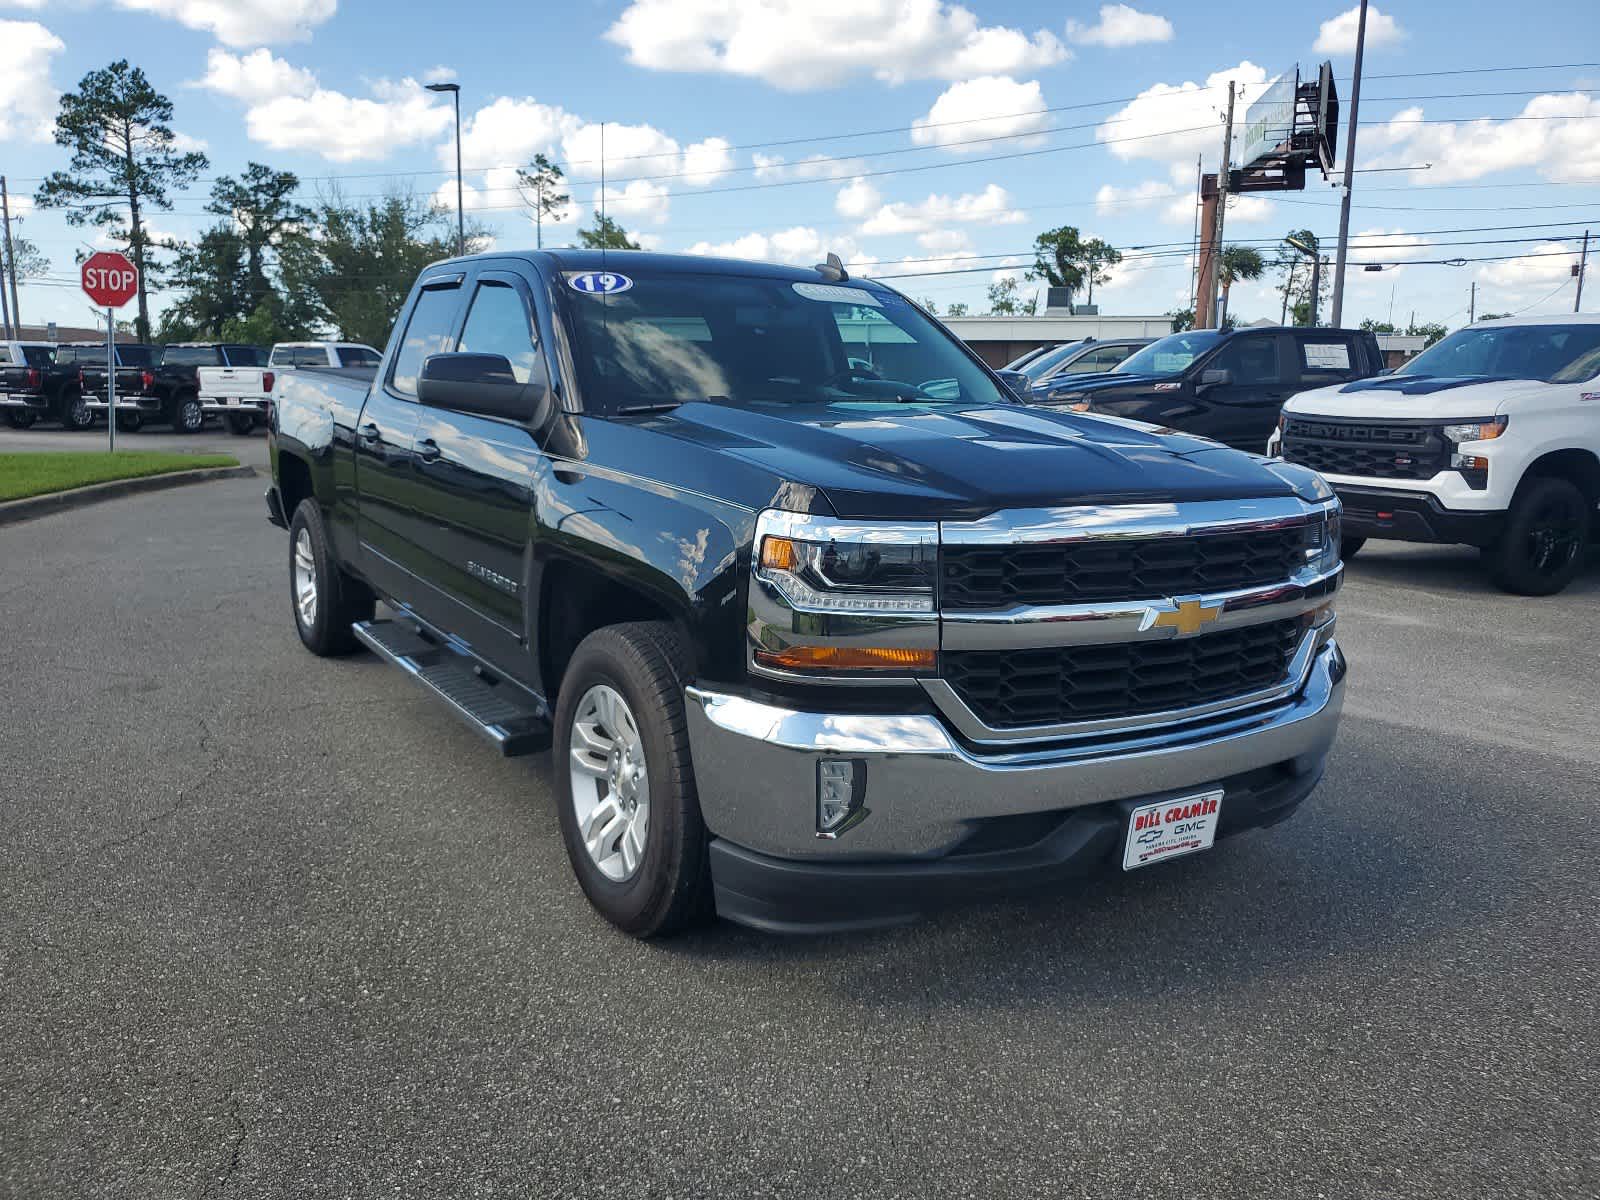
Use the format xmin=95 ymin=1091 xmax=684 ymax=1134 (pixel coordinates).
xmin=1147 ymin=598 xmax=1224 ymax=637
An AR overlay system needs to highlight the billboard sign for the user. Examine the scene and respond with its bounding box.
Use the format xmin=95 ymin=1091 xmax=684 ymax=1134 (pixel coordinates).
xmin=1240 ymin=70 xmax=1298 ymax=168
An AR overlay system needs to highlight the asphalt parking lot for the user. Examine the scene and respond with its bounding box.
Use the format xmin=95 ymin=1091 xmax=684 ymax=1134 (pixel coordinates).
xmin=2 ymin=472 xmax=1597 ymax=1199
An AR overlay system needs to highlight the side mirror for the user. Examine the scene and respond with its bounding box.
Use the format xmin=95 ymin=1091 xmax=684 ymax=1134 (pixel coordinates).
xmin=994 ymin=369 xmax=1033 ymax=400
xmin=418 ymin=352 xmax=552 ymax=426
xmin=1197 ymin=367 xmax=1232 ymax=389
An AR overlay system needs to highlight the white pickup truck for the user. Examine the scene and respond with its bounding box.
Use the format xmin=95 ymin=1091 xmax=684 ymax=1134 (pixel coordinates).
xmin=198 ymin=341 xmax=382 ymax=435
xmin=1269 ymin=314 xmax=1600 ymax=594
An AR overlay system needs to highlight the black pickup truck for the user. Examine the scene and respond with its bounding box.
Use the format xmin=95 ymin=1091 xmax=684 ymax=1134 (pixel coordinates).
xmin=82 ymin=342 xmax=267 ymax=432
xmin=268 ymin=250 xmax=1348 ymax=937
xmin=0 ymin=342 xmax=163 ymax=430
xmin=1031 ymin=326 xmax=1385 ymax=453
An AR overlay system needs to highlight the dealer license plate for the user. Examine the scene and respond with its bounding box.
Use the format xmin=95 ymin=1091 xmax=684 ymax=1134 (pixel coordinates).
xmin=1123 ymin=789 xmax=1223 ymax=870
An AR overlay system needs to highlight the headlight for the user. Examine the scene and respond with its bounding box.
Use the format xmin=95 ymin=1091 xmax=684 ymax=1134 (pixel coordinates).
xmin=750 ymin=510 xmax=937 ymax=678
xmin=1442 ymin=417 xmax=1507 ymax=444
xmin=1304 ymin=504 xmax=1342 ymax=574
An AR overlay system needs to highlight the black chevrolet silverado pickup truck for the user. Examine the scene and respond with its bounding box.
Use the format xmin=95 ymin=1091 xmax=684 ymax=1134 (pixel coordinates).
xmin=82 ymin=342 xmax=267 ymax=432
xmin=0 ymin=342 xmax=162 ymax=430
xmin=268 ymin=250 xmax=1348 ymax=937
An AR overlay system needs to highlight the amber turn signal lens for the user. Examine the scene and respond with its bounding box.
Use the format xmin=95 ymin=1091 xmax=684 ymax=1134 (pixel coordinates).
xmin=754 ymin=645 xmax=936 ymax=672
xmin=760 ymin=535 xmax=797 ymax=571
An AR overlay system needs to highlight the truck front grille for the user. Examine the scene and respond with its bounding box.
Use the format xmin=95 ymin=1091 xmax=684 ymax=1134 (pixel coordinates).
xmin=1281 ymin=417 xmax=1448 ymax=480
xmin=943 ymin=617 xmax=1303 ymax=729
xmin=941 ymin=527 xmax=1306 ymax=609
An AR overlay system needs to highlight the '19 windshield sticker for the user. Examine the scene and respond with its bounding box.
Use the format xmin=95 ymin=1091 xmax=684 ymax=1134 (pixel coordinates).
xmin=568 ymin=272 xmax=634 ymax=296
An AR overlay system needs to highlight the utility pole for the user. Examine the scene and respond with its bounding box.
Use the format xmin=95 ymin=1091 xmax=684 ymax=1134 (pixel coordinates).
xmin=0 ymin=254 xmax=11 ymax=340
xmin=1309 ymin=256 xmax=1322 ymax=327
xmin=1196 ymin=82 xmax=1236 ymax=329
xmin=1189 ymin=154 xmax=1202 ymax=314
xmin=1329 ymin=0 xmax=1370 ymax=327
xmin=1469 ymin=280 xmax=1476 ymax=324
xmin=1 ymin=175 xmax=19 ymax=337
xmin=1575 ymin=230 xmax=1589 ymax=312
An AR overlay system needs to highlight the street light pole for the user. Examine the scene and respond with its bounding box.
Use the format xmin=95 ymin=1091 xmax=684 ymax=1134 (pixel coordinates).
xmin=1329 ymin=0 xmax=1369 ymax=327
xmin=426 ymin=82 xmax=465 ymax=256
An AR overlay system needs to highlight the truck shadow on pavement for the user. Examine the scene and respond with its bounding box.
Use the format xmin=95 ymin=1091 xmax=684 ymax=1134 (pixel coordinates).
xmin=664 ymin=714 xmax=1556 ymax=1011
xmin=1344 ymin=542 xmax=1600 ymax=598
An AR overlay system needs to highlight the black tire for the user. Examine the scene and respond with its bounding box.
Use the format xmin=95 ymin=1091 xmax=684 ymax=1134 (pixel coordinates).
xmin=1341 ymin=535 xmax=1367 ymax=561
xmin=1484 ymin=476 xmax=1592 ymax=596
xmin=225 ymin=412 xmax=256 ymax=436
xmin=115 ymin=411 xmax=145 ymax=433
xmin=58 ymin=390 xmax=94 ymax=431
xmin=288 ymin=499 xmax=374 ymax=656
xmin=4 ymin=410 xmax=37 ymax=430
xmin=553 ymin=622 xmax=712 ymax=938
xmin=170 ymin=391 xmax=203 ymax=434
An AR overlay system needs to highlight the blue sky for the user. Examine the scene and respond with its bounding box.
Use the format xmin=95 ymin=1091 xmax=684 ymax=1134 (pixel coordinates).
xmin=3 ymin=0 xmax=1597 ymax=332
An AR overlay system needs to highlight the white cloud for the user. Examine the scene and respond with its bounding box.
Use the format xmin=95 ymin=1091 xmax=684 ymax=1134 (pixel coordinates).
xmin=245 ymin=78 xmax=454 ymax=162
xmin=875 ymin=249 xmax=981 ymax=279
xmin=423 ymin=65 xmax=457 ymax=84
xmin=1097 ymin=61 xmax=1269 ymax=167
xmin=595 ymin=180 xmax=672 ymax=224
xmin=604 ymin=0 xmax=1066 ymax=90
xmin=1314 ymin=5 xmax=1404 ymax=55
xmin=1067 ymin=4 xmax=1174 ymax=47
xmin=911 ymin=76 xmax=1048 ymax=151
xmin=681 ymin=137 xmax=733 ymax=186
xmin=835 ymin=178 xmax=882 ymax=220
xmin=1366 ymin=93 xmax=1600 ymax=184
xmin=752 ymin=153 xmax=788 ymax=180
xmin=112 ymin=0 xmax=336 ymax=46
xmin=749 ymin=153 xmax=856 ymax=182
xmin=169 ymin=130 xmax=208 ymax=153
xmin=686 ymin=226 xmax=858 ymax=266
xmin=1478 ymin=244 xmax=1579 ymax=297
xmin=858 ymin=184 xmax=1026 ymax=236
xmin=1095 ymin=179 xmax=1174 ymax=215
xmin=196 ymin=48 xmax=317 ymax=104
xmin=1223 ymin=194 xmax=1276 ymax=224
xmin=0 ymin=20 xmax=63 ymax=143
xmin=916 ymin=229 xmax=973 ymax=254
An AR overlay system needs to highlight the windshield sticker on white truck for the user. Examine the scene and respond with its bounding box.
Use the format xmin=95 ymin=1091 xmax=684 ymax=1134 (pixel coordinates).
xmin=792 ymin=282 xmax=881 ymax=307
xmin=1303 ymin=342 xmax=1351 ymax=370
xmin=567 ymin=272 xmax=634 ymax=296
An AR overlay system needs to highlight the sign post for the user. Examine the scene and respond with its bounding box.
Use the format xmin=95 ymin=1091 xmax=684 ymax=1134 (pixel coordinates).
xmin=80 ymin=251 xmax=139 ymax=453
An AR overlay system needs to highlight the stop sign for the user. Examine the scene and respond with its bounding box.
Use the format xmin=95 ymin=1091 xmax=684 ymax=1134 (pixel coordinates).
xmin=81 ymin=251 xmax=139 ymax=309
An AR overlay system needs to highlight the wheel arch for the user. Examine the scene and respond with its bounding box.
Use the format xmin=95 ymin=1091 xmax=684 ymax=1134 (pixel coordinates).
xmin=1520 ymin=447 xmax=1600 ymax=508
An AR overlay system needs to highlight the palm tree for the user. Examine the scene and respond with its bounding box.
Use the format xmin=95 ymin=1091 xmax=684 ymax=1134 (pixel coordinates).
xmin=1216 ymin=245 xmax=1266 ymax=325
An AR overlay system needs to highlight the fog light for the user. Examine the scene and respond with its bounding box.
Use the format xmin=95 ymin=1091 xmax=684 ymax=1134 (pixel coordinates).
xmin=817 ymin=759 xmax=867 ymax=838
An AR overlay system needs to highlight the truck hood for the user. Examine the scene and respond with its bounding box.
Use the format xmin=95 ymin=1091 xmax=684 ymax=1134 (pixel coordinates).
xmin=1286 ymin=374 xmax=1547 ymax=419
xmin=643 ymin=401 xmax=1296 ymax=520
xmin=1035 ymin=371 xmax=1160 ymax=396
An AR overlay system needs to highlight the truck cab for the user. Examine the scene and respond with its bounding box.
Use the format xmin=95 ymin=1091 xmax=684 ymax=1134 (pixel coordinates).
xmin=1272 ymin=315 xmax=1600 ymax=594
xmin=268 ymin=250 xmax=1347 ymax=937
xmin=1034 ymin=326 xmax=1384 ymax=452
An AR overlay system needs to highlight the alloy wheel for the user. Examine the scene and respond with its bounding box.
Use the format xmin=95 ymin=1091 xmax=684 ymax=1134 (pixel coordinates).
xmin=568 ymin=684 xmax=650 ymax=882
xmin=293 ymin=528 xmax=318 ymax=628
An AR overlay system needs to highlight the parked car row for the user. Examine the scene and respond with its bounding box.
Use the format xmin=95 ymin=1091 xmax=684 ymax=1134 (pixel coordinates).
xmin=0 ymin=339 xmax=381 ymax=434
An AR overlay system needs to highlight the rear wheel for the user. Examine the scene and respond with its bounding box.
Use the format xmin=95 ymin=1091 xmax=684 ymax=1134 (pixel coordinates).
xmin=288 ymin=499 xmax=374 ymax=655
xmin=225 ymin=412 xmax=256 ymax=436
xmin=553 ymin=622 xmax=711 ymax=938
xmin=170 ymin=391 xmax=203 ymax=433
xmin=1484 ymin=477 xmax=1591 ymax=596
xmin=1340 ymin=536 xmax=1367 ymax=561
xmin=4 ymin=410 xmax=37 ymax=430
xmin=59 ymin=391 xmax=94 ymax=431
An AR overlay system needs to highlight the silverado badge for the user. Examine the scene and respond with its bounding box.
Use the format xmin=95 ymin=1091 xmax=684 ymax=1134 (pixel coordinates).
xmin=1144 ymin=597 xmax=1225 ymax=637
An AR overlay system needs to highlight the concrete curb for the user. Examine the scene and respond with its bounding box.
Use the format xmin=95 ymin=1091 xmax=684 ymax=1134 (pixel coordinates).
xmin=0 ymin=464 xmax=257 ymax=527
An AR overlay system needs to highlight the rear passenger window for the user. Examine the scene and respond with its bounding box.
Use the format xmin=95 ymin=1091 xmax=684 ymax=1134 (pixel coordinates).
xmin=1300 ymin=339 xmax=1354 ymax=375
xmin=337 ymin=347 xmax=381 ymax=368
xmin=390 ymin=286 xmax=461 ymax=396
xmin=1210 ymin=336 xmax=1282 ymax=385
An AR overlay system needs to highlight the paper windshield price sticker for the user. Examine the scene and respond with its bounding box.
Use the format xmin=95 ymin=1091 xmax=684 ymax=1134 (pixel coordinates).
xmin=1123 ymin=790 xmax=1223 ymax=870
xmin=1303 ymin=342 xmax=1352 ymax=370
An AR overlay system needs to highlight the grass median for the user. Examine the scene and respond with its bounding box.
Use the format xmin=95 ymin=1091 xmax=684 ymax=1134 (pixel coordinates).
xmin=0 ymin=451 xmax=241 ymax=503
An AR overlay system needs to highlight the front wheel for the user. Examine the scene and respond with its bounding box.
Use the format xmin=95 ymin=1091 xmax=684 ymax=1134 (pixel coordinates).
xmin=1341 ymin=536 xmax=1367 ymax=561
xmin=225 ymin=412 xmax=257 ymax=436
xmin=287 ymin=499 xmax=374 ymax=655
xmin=553 ymin=622 xmax=711 ymax=938
xmin=170 ymin=392 xmax=203 ymax=433
xmin=1484 ymin=477 xmax=1592 ymax=596
xmin=4 ymin=410 xmax=37 ymax=430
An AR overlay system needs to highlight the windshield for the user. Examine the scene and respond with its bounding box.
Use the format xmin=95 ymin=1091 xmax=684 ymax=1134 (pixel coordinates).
xmin=117 ymin=346 xmax=159 ymax=367
xmin=1019 ymin=341 xmax=1088 ymax=382
xmin=1396 ymin=324 xmax=1600 ymax=384
xmin=560 ymin=269 xmax=1007 ymax=412
xmin=1114 ymin=330 xmax=1226 ymax=377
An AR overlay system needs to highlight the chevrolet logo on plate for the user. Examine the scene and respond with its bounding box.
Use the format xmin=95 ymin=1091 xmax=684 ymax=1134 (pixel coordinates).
xmin=1143 ymin=598 xmax=1224 ymax=637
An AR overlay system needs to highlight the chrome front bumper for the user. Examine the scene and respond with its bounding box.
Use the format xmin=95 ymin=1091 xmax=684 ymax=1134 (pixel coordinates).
xmin=685 ymin=639 xmax=1346 ymax=861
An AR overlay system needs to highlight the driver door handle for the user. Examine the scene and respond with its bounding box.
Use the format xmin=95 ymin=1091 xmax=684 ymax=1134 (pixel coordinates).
xmin=416 ymin=436 xmax=442 ymax=464
xmin=357 ymin=421 xmax=381 ymax=445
